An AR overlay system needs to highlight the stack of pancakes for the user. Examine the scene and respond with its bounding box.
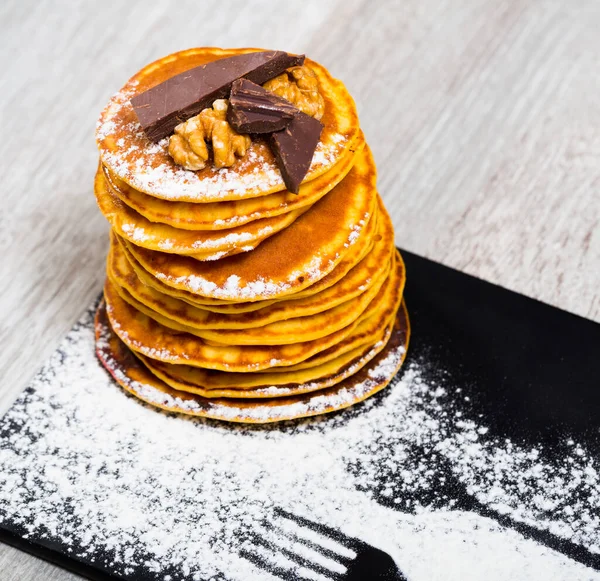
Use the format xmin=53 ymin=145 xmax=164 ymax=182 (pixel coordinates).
xmin=94 ymin=48 xmax=409 ymax=423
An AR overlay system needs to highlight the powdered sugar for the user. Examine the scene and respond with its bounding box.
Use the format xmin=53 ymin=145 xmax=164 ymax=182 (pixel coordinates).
xmin=119 ymin=220 xmax=273 ymax=252
xmin=1 ymin=303 xmax=599 ymax=581
xmin=157 ymin=271 xmax=290 ymax=301
xmin=121 ymin=223 xmax=147 ymax=243
xmin=347 ymin=217 xmax=367 ymax=246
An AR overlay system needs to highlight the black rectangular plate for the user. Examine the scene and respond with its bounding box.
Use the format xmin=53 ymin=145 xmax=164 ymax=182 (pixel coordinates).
xmin=0 ymin=249 xmax=599 ymax=580
xmin=402 ymin=250 xmax=600 ymax=451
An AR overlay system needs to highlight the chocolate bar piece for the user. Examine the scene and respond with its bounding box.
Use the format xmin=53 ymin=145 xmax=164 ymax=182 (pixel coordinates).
xmin=269 ymin=112 xmax=323 ymax=194
xmin=227 ymin=78 xmax=297 ymax=133
xmin=131 ymin=51 xmax=305 ymax=141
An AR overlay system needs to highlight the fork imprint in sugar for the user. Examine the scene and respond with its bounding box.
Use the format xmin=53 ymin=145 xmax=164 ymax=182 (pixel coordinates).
xmin=241 ymin=508 xmax=406 ymax=581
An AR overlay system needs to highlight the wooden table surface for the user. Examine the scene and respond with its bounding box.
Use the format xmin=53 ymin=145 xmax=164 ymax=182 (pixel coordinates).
xmin=1 ymin=0 xmax=599 ymax=579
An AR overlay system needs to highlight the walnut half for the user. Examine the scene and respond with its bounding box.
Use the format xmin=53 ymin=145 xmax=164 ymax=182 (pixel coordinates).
xmin=168 ymin=100 xmax=251 ymax=171
xmin=263 ymin=66 xmax=325 ymax=120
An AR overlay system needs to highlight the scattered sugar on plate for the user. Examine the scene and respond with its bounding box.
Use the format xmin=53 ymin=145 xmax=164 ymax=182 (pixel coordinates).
xmin=0 ymin=303 xmax=599 ymax=581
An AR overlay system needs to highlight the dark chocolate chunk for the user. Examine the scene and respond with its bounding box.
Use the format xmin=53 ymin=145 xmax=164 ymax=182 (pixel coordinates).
xmin=227 ymin=78 xmax=297 ymax=133
xmin=268 ymin=112 xmax=323 ymax=194
xmin=130 ymin=51 xmax=304 ymax=142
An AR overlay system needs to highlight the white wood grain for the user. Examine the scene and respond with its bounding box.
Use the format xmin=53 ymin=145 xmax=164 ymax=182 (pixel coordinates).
xmin=0 ymin=0 xmax=598 ymax=579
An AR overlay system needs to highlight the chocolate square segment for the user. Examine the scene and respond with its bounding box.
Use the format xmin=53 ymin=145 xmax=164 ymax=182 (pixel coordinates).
xmin=228 ymin=79 xmax=297 ymax=133
xmin=131 ymin=51 xmax=305 ymax=141
xmin=269 ymin=112 xmax=323 ymax=194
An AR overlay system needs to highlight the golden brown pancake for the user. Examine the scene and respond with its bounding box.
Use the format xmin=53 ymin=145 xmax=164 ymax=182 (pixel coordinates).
xmin=96 ymin=48 xmax=362 ymax=202
xmin=95 ymin=300 xmax=410 ymax=423
xmin=284 ymin=202 xmax=390 ymax=301
xmin=106 ymin=229 xmax=394 ymax=329
xmin=116 ymin=232 xmax=281 ymax=311
xmin=104 ymin=137 xmax=364 ymax=231
xmin=105 ymin=278 xmax=358 ymax=371
xmin=95 ymin=164 xmax=307 ymax=258
xmin=109 ymin=256 xmax=390 ymax=345
xmin=103 ymin=250 xmax=400 ymax=371
xmin=138 ymin=325 xmax=392 ymax=399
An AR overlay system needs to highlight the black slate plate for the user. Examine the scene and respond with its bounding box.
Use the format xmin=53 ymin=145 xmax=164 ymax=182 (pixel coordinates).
xmin=402 ymin=250 xmax=600 ymax=452
xmin=0 ymin=249 xmax=599 ymax=580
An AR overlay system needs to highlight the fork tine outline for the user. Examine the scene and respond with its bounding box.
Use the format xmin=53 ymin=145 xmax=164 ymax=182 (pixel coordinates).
xmin=271 ymin=522 xmax=355 ymax=569
xmin=239 ymin=546 xmax=315 ymax=581
xmin=240 ymin=543 xmax=340 ymax=581
xmin=275 ymin=507 xmax=362 ymax=551
xmin=253 ymin=531 xmax=345 ymax=581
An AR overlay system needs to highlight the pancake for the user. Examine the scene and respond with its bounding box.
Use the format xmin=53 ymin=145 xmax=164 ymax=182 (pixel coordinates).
xmin=108 ymin=255 xmax=390 ymax=345
xmin=103 ymin=250 xmax=401 ymax=371
xmin=96 ymin=48 xmax=362 ymax=202
xmin=120 ymin=146 xmax=378 ymax=302
xmin=95 ymin=165 xmax=307 ymax=257
xmin=137 ymin=324 xmax=392 ymax=399
xmin=104 ymin=136 xmax=364 ymax=231
xmin=105 ymin=279 xmax=359 ymax=372
xmin=96 ymin=299 xmax=409 ymax=423
xmin=117 ymin=232 xmax=280 ymax=311
xmin=106 ymin=225 xmax=393 ymax=328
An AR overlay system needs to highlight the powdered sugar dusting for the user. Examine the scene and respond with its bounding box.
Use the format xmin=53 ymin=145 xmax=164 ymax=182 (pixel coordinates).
xmin=119 ymin=220 xmax=274 ymax=253
xmin=1 ymin=303 xmax=599 ymax=581
xmin=157 ymin=270 xmax=292 ymax=301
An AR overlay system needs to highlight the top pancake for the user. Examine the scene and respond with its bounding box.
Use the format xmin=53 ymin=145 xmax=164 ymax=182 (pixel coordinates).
xmin=96 ymin=47 xmax=361 ymax=202
xmin=103 ymin=135 xmax=363 ymax=231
